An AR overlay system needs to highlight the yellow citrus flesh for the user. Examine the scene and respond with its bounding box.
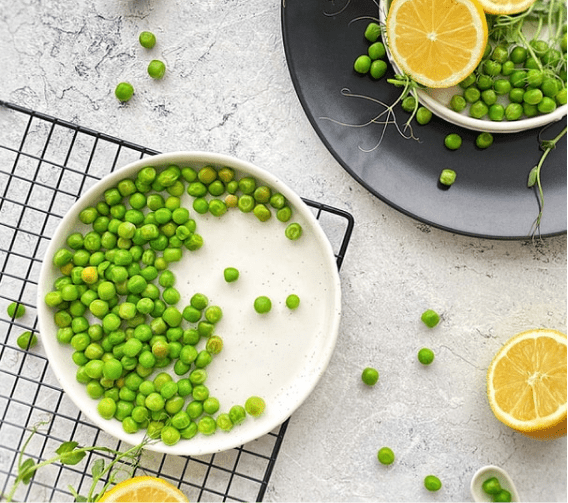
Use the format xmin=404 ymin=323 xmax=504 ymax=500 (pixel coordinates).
xmin=386 ymin=0 xmax=488 ymax=88
xmin=99 ymin=476 xmax=189 ymax=502
xmin=487 ymin=329 xmax=567 ymax=440
xmin=476 ymin=0 xmax=537 ymax=15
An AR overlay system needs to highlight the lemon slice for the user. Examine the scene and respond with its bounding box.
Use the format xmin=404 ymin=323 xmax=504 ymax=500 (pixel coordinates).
xmin=487 ymin=328 xmax=567 ymax=440
xmin=476 ymin=0 xmax=538 ymax=15
xmin=99 ymin=476 xmax=189 ymax=502
xmin=386 ymin=0 xmax=489 ymax=88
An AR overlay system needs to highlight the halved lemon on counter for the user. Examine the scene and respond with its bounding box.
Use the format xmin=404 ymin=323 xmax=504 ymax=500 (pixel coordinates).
xmin=487 ymin=329 xmax=567 ymax=440
xmin=99 ymin=476 xmax=189 ymax=502
xmin=385 ymin=0 xmax=488 ymax=88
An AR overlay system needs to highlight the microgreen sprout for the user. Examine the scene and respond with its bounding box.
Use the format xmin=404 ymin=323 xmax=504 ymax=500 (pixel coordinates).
xmin=527 ymin=125 xmax=567 ymax=237
xmin=4 ymin=420 xmax=154 ymax=502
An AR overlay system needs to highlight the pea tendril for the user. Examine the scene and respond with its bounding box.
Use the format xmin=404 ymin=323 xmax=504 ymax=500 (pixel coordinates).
xmin=528 ymin=125 xmax=567 ymax=238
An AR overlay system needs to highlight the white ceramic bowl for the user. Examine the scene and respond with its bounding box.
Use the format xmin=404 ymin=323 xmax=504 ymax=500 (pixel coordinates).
xmin=38 ymin=151 xmax=342 ymax=455
xmin=378 ymin=0 xmax=567 ymax=133
xmin=470 ymin=465 xmax=521 ymax=502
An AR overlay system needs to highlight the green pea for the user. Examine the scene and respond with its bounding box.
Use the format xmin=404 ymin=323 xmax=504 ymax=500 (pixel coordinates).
xmin=115 ymin=82 xmax=134 ymax=102
xmin=415 ymin=107 xmax=432 ymax=125
xmin=7 ymin=302 xmax=25 ymax=319
xmin=483 ymin=59 xmax=501 ymax=76
xmin=147 ymin=60 xmax=166 ymax=79
xmin=229 ymin=405 xmax=247 ymax=425
xmin=354 ymin=54 xmax=372 ymax=74
xmin=509 ymin=46 xmax=527 ymax=64
xmin=361 ymin=367 xmax=379 ymax=386
xmin=368 ymin=41 xmax=386 ymax=60
xmin=501 ymin=61 xmax=515 ymax=76
xmin=253 ymin=204 xmax=271 ymax=222
xmin=493 ymin=79 xmax=511 ymax=96
xmin=364 ymin=22 xmax=381 ymax=42
xmin=424 ymin=475 xmax=442 ymax=491
xmin=482 ymin=477 xmax=502 ymax=495
xmin=401 ymin=96 xmax=416 ymax=112
xmin=510 ymin=70 xmax=527 ymax=88
xmin=192 ymin=384 xmax=210 ymax=402
xmin=494 ymin=490 xmax=512 ymax=502
xmin=459 ymin=74 xmax=476 ymax=88
xmin=216 ymin=413 xmax=234 ymax=432
xmin=237 ymin=194 xmax=255 ymax=213
xmin=421 ymin=309 xmax=440 ymax=328
xmin=17 ymin=331 xmax=38 ymax=350
xmin=464 ymin=87 xmax=480 ymax=103
xmin=556 ymin=88 xmax=567 ymax=106
xmin=286 ymin=294 xmax=300 ymax=310
xmin=417 ymin=347 xmax=435 ymax=365
xmin=369 ymin=59 xmax=388 ymax=80
xmin=476 ymin=132 xmax=494 ymax=149
xmin=97 ymin=397 xmax=117 ymax=419
xmin=541 ymin=78 xmax=560 ymax=98
xmin=487 ymin=103 xmax=505 ymax=122
xmin=444 ymin=133 xmax=462 ymax=150
xmin=377 ymin=447 xmax=395 ymax=465
xmin=254 ymin=296 xmax=272 ymax=314
xmin=159 ymin=425 xmax=180 ymax=446
xmin=508 ymin=87 xmax=525 ymax=104
xmin=245 ymin=396 xmax=266 ymax=417
xmin=205 ymin=336 xmax=223 ymax=355
xmin=505 ymin=103 xmax=523 ymax=120
xmin=449 ymin=95 xmax=467 ymax=113
xmin=439 ymin=169 xmax=457 ymax=186
xmin=469 ymin=101 xmax=488 ymax=119
xmin=198 ymin=416 xmax=217 ymax=436
xmin=195 ymin=350 xmax=212 ymax=368
xmin=537 ymin=97 xmax=557 ymax=114
xmin=203 ymin=397 xmax=220 ymax=415
xmin=491 ymin=45 xmax=508 ymax=64
xmin=481 ymin=89 xmax=497 ymax=106
xmin=526 ymin=69 xmax=544 ymax=88
xmin=224 ymin=267 xmax=239 ymax=283
xmin=285 ymin=222 xmax=303 ymax=240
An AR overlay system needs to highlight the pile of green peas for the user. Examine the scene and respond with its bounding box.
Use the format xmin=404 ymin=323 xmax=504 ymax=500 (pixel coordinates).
xmin=43 ymin=162 xmax=302 ymax=445
xmin=449 ymin=37 xmax=567 ymax=121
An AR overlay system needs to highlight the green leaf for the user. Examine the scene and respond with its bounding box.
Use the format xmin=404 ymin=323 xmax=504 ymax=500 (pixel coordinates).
xmin=56 ymin=442 xmax=86 ymax=465
xmin=68 ymin=484 xmax=87 ymax=502
xmin=19 ymin=458 xmax=37 ymax=484
xmin=527 ymin=166 xmax=539 ymax=187
xmin=56 ymin=441 xmax=79 ymax=455
xmin=91 ymin=458 xmax=105 ymax=479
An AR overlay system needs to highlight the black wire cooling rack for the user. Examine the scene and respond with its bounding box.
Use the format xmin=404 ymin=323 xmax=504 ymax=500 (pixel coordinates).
xmin=0 ymin=101 xmax=354 ymax=502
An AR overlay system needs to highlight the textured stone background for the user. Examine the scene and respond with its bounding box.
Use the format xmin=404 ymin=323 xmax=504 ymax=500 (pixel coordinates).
xmin=0 ymin=0 xmax=566 ymax=501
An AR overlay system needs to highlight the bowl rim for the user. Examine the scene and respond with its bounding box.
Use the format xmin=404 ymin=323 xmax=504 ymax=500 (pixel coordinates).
xmin=37 ymin=150 xmax=342 ymax=455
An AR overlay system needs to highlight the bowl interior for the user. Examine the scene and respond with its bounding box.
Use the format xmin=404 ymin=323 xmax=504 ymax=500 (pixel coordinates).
xmin=38 ymin=151 xmax=342 ymax=456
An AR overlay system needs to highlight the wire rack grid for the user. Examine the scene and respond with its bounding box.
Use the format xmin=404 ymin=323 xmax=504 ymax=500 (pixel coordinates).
xmin=0 ymin=101 xmax=354 ymax=502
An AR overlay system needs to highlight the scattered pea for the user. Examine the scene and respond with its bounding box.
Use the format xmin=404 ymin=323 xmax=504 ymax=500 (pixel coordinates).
xmin=424 ymin=475 xmax=442 ymax=492
xmin=285 ymin=222 xmax=303 ymax=240
xmin=7 ymin=302 xmax=25 ymax=319
xmin=286 ymin=294 xmax=300 ymax=310
xmin=361 ymin=367 xmax=379 ymax=386
xmin=476 ymin=132 xmax=494 ymax=149
xmin=439 ymin=169 xmax=457 ymax=186
xmin=17 ymin=331 xmax=38 ymax=350
xmin=147 ymin=60 xmax=166 ymax=79
xmin=254 ymin=296 xmax=272 ymax=314
xmin=354 ymin=55 xmax=372 ymax=74
xmin=377 ymin=447 xmax=395 ymax=465
xmin=224 ymin=267 xmax=239 ymax=283
xmin=444 ymin=133 xmax=462 ymax=150
xmin=139 ymin=31 xmax=156 ymax=49
xmin=115 ymin=82 xmax=134 ymax=102
xmin=417 ymin=347 xmax=435 ymax=365
xmin=421 ymin=309 xmax=440 ymax=328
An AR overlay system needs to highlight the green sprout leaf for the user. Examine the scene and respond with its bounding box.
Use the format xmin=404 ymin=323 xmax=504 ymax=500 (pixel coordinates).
xmin=19 ymin=458 xmax=37 ymax=485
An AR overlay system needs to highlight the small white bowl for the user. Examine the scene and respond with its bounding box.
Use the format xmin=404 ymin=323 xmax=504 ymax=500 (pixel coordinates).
xmin=471 ymin=465 xmax=521 ymax=502
xmin=378 ymin=0 xmax=567 ymax=133
xmin=38 ymin=151 xmax=342 ymax=456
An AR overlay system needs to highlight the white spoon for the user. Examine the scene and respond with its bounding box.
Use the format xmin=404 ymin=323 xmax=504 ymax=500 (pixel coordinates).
xmin=470 ymin=465 xmax=521 ymax=502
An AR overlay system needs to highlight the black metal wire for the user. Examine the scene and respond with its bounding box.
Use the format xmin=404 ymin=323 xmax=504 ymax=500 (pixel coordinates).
xmin=0 ymin=100 xmax=354 ymax=502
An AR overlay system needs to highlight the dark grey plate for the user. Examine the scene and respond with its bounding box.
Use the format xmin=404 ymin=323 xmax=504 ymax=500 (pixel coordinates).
xmin=281 ymin=0 xmax=567 ymax=239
